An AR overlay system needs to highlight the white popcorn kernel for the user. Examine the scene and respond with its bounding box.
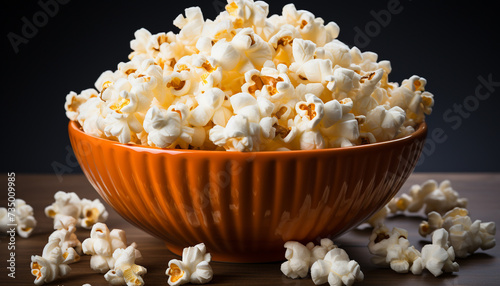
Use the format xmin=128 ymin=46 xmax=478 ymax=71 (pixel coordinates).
xmin=281 ymin=241 xmax=312 ymax=279
xmin=419 ymin=211 xmax=444 ymax=237
xmin=310 ymin=248 xmax=364 ymax=286
xmin=423 ymin=180 xmax=468 ymax=215
xmin=104 ymin=245 xmax=147 ymax=286
xmin=351 ymin=69 xmax=384 ymax=115
xmin=360 ymin=105 xmax=405 ymax=142
xmin=209 ymin=114 xmax=261 ymax=151
xmin=82 ymin=223 xmax=141 ymax=273
xmin=326 ymin=68 xmax=361 ymax=99
xmin=48 ymin=216 xmax=82 ymax=263
xmin=189 ymin=88 xmax=228 ymax=127
xmin=143 ymin=104 xmax=195 ymax=148
xmin=0 ymin=199 xmax=37 ymax=238
xmin=295 ymin=93 xmax=324 ymax=129
xmin=46 ymin=191 xmax=82 ymax=223
xmin=166 ymin=71 xmax=192 ymax=97
xmin=368 ymin=225 xmax=424 ymax=275
xmin=320 ymin=98 xmax=359 ymax=148
xmin=420 ymin=207 xmax=496 ymax=258
xmin=231 ymin=28 xmax=273 ymax=72
xmin=211 ymin=39 xmax=241 ymax=71
xmin=166 ymin=243 xmax=213 ymax=286
xmin=174 ymin=7 xmax=205 ymax=47
xmin=230 ymin=92 xmax=262 ymax=123
xmin=79 ymin=198 xmax=109 ymax=229
xmin=391 ymin=180 xmax=468 ymax=215
xmin=310 ymin=238 xmax=338 ymax=263
xmin=65 ymin=89 xmax=99 ymax=121
xmin=31 ymin=238 xmax=71 ymax=285
xmin=292 ymin=38 xmax=316 ymax=66
xmin=421 ymin=229 xmax=459 ymax=277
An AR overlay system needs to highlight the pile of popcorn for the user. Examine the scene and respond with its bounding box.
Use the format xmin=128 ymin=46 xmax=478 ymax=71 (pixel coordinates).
xmin=65 ymin=0 xmax=434 ymax=151
xmin=362 ymin=179 xmax=496 ymax=281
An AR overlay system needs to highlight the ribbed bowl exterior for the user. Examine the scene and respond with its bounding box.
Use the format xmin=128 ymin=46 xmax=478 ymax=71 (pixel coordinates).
xmin=69 ymin=121 xmax=427 ymax=262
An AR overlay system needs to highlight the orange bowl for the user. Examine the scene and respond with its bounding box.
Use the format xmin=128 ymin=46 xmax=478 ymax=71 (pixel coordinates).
xmin=69 ymin=121 xmax=427 ymax=262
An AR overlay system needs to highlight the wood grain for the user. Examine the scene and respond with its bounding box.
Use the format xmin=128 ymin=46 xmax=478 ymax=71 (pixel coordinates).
xmin=0 ymin=173 xmax=499 ymax=285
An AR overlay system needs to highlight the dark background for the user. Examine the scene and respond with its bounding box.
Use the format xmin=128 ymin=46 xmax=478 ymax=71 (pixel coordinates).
xmin=3 ymin=0 xmax=499 ymax=174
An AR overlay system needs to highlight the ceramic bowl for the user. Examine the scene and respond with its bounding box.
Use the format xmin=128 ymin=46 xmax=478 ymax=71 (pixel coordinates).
xmin=68 ymin=121 xmax=427 ymax=262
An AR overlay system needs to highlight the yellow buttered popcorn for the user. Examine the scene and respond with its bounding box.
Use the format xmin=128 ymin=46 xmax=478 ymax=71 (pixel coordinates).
xmin=65 ymin=0 xmax=435 ymax=151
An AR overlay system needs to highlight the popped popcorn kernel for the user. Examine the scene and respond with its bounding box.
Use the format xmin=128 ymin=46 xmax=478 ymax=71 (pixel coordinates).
xmin=104 ymin=245 xmax=147 ymax=286
xmin=165 ymin=243 xmax=213 ymax=285
xmin=421 ymin=229 xmax=459 ymax=277
xmin=82 ymin=223 xmax=142 ymax=273
xmin=389 ymin=180 xmax=468 ymax=215
xmin=281 ymin=238 xmax=337 ymax=279
xmin=65 ymin=0 xmax=434 ymax=151
xmin=0 ymin=199 xmax=37 ymax=238
xmin=310 ymin=248 xmax=364 ymax=286
xmin=419 ymin=207 xmax=496 ymax=258
xmin=30 ymin=238 xmax=72 ymax=285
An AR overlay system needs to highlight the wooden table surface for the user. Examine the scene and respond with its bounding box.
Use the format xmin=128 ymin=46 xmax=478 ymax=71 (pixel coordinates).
xmin=1 ymin=173 xmax=498 ymax=286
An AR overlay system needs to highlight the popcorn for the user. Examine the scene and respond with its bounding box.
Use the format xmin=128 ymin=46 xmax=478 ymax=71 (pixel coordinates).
xmin=31 ymin=238 xmax=71 ymax=285
xmin=281 ymin=241 xmax=312 ymax=279
xmin=65 ymin=1 xmax=435 ymax=151
xmin=368 ymin=226 xmax=423 ymax=275
xmin=80 ymin=198 xmax=109 ymax=229
xmin=82 ymin=223 xmax=141 ymax=273
xmin=419 ymin=207 xmax=496 ymax=258
xmin=209 ymin=114 xmax=261 ymax=151
xmin=104 ymin=245 xmax=147 ymax=286
xmin=310 ymin=248 xmax=364 ymax=286
xmin=48 ymin=215 xmax=82 ymax=263
xmin=0 ymin=199 xmax=37 ymax=238
xmin=46 ymin=191 xmax=108 ymax=229
xmin=165 ymin=243 xmax=213 ymax=285
xmin=45 ymin=191 xmax=82 ymax=222
xmin=360 ymin=105 xmax=405 ymax=142
xmin=421 ymin=228 xmax=459 ymax=277
xmin=281 ymin=238 xmax=337 ymax=279
xmin=388 ymin=180 xmax=468 ymax=215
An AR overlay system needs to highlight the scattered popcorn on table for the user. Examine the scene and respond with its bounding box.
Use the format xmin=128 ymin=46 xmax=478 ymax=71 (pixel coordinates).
xmin=48 ymin=215 xmax=82 ymax=263
xmin=388 ymin=180 xmax=467 ymax=215
xmin=45 ymin=191 xmax=108 ymax=229
xmin=79 ymin=198 xmax=109 ymax=229
xmin=65 ymin=0 xmax=434 ymax=151
xmin=421 ymin=228 xmax=459 ymax=277
xmin=281 ymin=238 xmax=337 ymax=279
xmin=0 ymin=199 xmax=37 ymax=238
xmin=31 ymin=238 xmax=72 ymax=285
xmin=310 ymin=248 xmax=364 ymax=286
xmin=82 ymin=223 xmax=142 ymax=273
xmin=368 ymin=225 xmax=423 ymax=275
xmin=281 ymin=241 xmax=313 ymax=279
xmin=104 ymin=245 xmax=147 ymax=286
xmin=166 ymin=243 xmax=213 ymax=285
xmin=419 ymin=207 xmax=496 ymax=258
xmin=45 ymin=191 xmax=82 ymax=221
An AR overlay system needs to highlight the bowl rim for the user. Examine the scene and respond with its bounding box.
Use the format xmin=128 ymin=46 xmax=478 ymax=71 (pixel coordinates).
xmin=68 ymin=120 xmax=427 ymax=155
